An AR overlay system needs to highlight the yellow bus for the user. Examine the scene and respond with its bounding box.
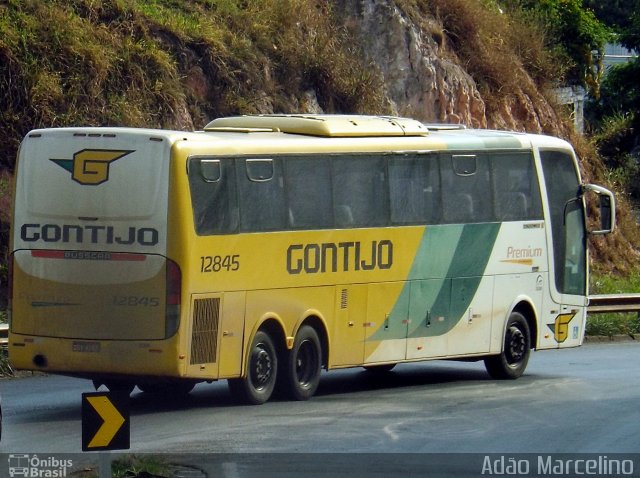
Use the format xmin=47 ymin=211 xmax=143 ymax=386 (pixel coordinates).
xmin=8 ymin=115 xmax=615 ymax=404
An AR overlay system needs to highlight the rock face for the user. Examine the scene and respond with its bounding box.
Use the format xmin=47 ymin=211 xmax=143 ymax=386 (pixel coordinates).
xmin=336 ymin=0 xmax=487 ymax=128
xmin=334 ymin=0 xmax=562 ymax=133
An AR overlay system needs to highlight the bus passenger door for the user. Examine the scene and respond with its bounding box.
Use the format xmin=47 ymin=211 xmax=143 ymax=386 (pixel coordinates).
xmin=364 ymin=282 xmax=409 ymax=364
xmin=539 ymin=149 xmax=588 ymax=349
xmin=330 ymin=285 xmax=367 ymax=367
xmin=553 ymin=195 xmax=588 ymax=348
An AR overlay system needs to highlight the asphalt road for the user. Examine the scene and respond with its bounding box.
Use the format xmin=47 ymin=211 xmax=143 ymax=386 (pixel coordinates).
xmin=0 ymin=341 xmax=639 ymax=476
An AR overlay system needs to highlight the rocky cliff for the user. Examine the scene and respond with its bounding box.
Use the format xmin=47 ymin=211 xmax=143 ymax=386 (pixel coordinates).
xmin=142 ymin=0 xmax=567 ymax=134
xmin=334 ymin=0 xmax=565 ymax=134
xmin=337 ymin=0 xmax=486 ymax=126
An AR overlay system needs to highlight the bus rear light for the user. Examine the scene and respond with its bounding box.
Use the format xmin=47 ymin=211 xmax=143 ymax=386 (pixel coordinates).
xmin=166 ymin=259 xmax=181 ymax=306
xmin=31 ymin=250 xmax=146 ymax=261
xmin=165 ymin=259 xmax=181 ymax=338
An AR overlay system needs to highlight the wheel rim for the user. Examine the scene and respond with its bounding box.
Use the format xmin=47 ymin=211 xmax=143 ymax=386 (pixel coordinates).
xmin=250 ymin=343 xmax=273 ymax=390
xmin=295 ymin=339 xmax=318 ymax=387
xmin=505 ymin=325 xmax=526 ymax=366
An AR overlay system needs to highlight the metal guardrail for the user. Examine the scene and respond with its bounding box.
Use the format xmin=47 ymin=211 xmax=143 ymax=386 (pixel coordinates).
xmin=588 ymin=294 xmax=640 ymax=314
xmin=0 ymin=323 xmax=7 ymax=347
xmin=0 ymin=323 xmax=7 ymax=357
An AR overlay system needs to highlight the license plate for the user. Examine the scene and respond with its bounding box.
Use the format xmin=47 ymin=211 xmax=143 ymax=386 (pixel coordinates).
xmin=72 ymin=341 xmax=101 ymax=353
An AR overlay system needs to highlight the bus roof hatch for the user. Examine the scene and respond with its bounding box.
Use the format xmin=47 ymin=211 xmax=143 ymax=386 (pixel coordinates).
xmin=203 ymin=114 xmax=429 ymax=137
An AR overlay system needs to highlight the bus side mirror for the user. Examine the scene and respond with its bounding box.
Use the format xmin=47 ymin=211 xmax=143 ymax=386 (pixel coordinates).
xmin=582 ymin=184 xmax=615 ymax=235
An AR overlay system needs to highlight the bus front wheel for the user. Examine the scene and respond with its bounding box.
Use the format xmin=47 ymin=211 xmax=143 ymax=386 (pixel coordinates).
xmin=281 ymin=325 xmax=322 ymax=401
xmin=228 ymin=330 xmax=278 ymax=405
xmin=484 ymin=311 xmax=531 ymax=380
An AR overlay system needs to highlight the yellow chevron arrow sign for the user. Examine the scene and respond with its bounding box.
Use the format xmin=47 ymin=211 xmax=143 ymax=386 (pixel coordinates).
xmin=82 ymin=392 xmax=130 ymax=451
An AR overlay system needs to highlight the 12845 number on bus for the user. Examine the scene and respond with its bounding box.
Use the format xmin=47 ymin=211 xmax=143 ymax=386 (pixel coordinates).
xmin=200 ymin=255 xmax=240 ymax=273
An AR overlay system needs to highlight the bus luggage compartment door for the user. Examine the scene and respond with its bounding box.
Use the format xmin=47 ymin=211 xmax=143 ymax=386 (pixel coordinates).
xmin=186 ymin=292 xmax=244 ymax=379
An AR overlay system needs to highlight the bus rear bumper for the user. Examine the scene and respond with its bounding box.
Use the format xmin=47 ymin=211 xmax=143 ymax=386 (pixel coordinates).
xmin=8 ymin=334 xmax=185 ymax=379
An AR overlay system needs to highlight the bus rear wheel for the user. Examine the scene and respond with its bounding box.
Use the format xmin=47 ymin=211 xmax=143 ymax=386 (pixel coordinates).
xmin=228 ymin=330 xmax=278 ymax=405
xmin=281 ymin=325 xmax=322 ymax=401
xmin=484 ymin=311 xmax=531 ymax=380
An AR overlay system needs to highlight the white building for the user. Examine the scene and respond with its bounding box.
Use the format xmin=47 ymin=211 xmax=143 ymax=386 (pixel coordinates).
xmin=603 ymin=43 xmax=638 ymax=70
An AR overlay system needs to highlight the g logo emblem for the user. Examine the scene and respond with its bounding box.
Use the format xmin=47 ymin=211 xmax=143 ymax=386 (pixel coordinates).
xmin=51 ymin=149 xmax=134 ymax=185
xmin=548 ymin=312 xmax=577 ymax=343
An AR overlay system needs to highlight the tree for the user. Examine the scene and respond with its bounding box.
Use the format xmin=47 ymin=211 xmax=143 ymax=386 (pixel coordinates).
xmin=583 ymin=0 xmax=640 ymax=31
xmin=585 ymin=3 xmax=640 ymax=199
xmin=594 ymin=2 xmax=640 ymax=125
xmin=598 ymin=9 xmax=640 ymax=135
xmin=500 ymin=0 xmax=611 ymax=95
xmin=618 ymin=7 xmax=640 ymax=51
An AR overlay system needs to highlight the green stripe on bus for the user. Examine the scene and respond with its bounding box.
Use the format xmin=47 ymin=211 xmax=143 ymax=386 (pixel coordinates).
xmin=368 ymin=223 xmax=501 ymax=341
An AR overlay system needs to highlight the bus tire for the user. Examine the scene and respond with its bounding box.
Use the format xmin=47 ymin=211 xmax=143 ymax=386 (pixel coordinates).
xmin=281 ymin=325 xmax=322 ymax=401
xmin=228 ymin=330 xmax=278 ymax=405
xmin=484 ymin=311 xmax=531 ymax=380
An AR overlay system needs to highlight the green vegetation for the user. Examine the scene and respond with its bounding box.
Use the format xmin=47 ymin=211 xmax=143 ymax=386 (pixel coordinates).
xmin=70 ymin=455 xmax=172 ymax=478
xmin=0 ymin=354 xmax=14 ymax=377
xmin=0 ymin=170 xmax=9 ymax=298
xmin=589 ymin=269 xmax=640 ymax=337
xmin=586 ymin=313 xmax=640 ymax=338
xmin=500 ymin=0 xmax=611 ymax=96
xmin=409 ymin=0 xmax=564 ymax=122
xmin=112 ymin=455 xmax=171 ymax=478
xmin=591 ymin=268 xmax=640 ymax=295
xmin=583 ymin=0 xmax=640 ymax=30
xmin=584 ymin=0 xmax=640 ymax=208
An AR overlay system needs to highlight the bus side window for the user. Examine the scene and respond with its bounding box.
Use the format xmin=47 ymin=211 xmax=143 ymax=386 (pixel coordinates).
xmin=444 ymin=192 xmax=474 ymax=223
xmin=389 ymin=154 xmax=441 ymax=225
xmin=492 ymin=152 xmax=543 ymax=221
xmin=332 ymin=156 xmax=389 ymax=228
xmin=441 ymin=154 xmax=493 ymax=224
xmin=284 ymin=157 xmax=333 ymax=230
xmin=238 ymin=158 xmax=286 ymax=232
xmin=188 ymin=157 xmax=239 ymax=235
